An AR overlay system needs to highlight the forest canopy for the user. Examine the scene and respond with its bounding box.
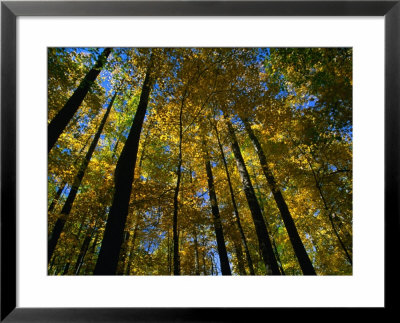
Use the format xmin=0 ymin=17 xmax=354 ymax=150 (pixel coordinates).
xmin=48 ymin=47 xmax=352 ymax=276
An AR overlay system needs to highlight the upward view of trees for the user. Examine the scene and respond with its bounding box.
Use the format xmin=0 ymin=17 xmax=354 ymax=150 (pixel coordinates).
xmin=48 ymin=47 xmax=352 ymax=276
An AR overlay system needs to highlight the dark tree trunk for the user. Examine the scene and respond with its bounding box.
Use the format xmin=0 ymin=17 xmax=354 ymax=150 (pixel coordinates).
xmin=243 ymin=119 xmax=316 ymax=275
xmin=48 ymin=92 xmax=117 ymax=263
xmin=213 ymin=121 xmax=255 ymax=275
xmin=204 ymin=157 xmax=232 ymax=276
xmin=172 ymin=91 xmax=187 ymax=276
xmin=225 ymin=119 xmax=280 ymax=275
xmin=48 ymin=48 xmax=112 ymax=152
xmin=123 ymin=142 xmax=149 ymax=275
xmin=249 ymin=162 xmax=286 ymax=275
xmin=94 ymin=57 xmax=154 ymax=275
xmin=272 ymin=238 xmax=286 ymax=275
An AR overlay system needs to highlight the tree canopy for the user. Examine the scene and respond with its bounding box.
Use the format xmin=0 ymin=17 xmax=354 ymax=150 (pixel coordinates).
xmin=48 ymin=47 xmax=352 ymax=275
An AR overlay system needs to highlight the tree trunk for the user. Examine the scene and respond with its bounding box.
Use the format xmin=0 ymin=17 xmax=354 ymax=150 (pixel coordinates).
xmin=48 ymin=48 xmax=112 ymax=152
xmin=172 ymin=89 xmax=187 ymax=276
xmin=243 ymin=119 xmax=316 ymax=275
xmin=213 ymin=121 xmax=255 ymax=275
xmin=272 ymin=238 xmax=286 ymax=275
xmin=225 ymin=119 xmax=280 ymax=275
xmin=122 ymin=127 xmax=152 ymax=275
xmin=48 ymin=92 xmax=117 ymax=263
xmin=204 ymin=157 xmax=232 ymax=275
xmin=249 ymin=162 xmax=285 ymax=275
xmin=94 ymin=56 xmax=154 ymax=275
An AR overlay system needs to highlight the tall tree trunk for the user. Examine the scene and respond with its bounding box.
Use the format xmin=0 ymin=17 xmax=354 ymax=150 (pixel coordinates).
xmin=172 ymin=90 xmax=187 ymax=276
xmin=249 ymin=162 xmax=286 ymax=275
xmin=48 ymin=48 xmax=112 ymax=152
xmin=213 ymin=121 xmax=255 ymax=275
xmin=272 ymin=238 xmax=286 ymax=275
xmin=94 ymin=56 xmax=154 ymax=275
xmin=243 ymin=119 xmax=316 ymax=275
xmin=48 ymin=92 xmax=117 ymax=263
xmin=225 ymin=119 xmax=280 ymax=275
xmin=204 ymin=156 xmax=232 ymax=275
xmin=122 ymin=127 xmax=152 ymax=275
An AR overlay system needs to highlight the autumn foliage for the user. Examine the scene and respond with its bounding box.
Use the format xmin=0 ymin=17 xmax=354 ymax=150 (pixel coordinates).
xmin=48 ymin=48 xmax=352 ymax=275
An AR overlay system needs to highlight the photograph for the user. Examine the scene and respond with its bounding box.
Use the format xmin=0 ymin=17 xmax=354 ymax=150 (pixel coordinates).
xmin=47 ymin=47 xmax=352 ymax=276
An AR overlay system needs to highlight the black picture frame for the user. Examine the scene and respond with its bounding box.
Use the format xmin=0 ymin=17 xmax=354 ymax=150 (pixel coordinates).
xmin=1 ymin=0 xmax=398 ymax=321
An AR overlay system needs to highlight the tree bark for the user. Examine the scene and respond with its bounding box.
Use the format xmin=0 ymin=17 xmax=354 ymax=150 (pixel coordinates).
xmin=242 ymin=119 xmax=317 ymax=275
xmin=48 ymin=48 xmax=112 ymax=152
xmin=225 ymin=119 xmax=280 ymax=275
xmin=213 ymin=121 xmax=255 ymax=275
xmin=204 ymin=157 xmax=232 ymax=275
xmin=172 ymin=89 xmax=187 ymax=276
xmin=94 ymin=56 xmax=154 ymax=275
xmin=48 ymin=92 xmax=117 ymax=263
